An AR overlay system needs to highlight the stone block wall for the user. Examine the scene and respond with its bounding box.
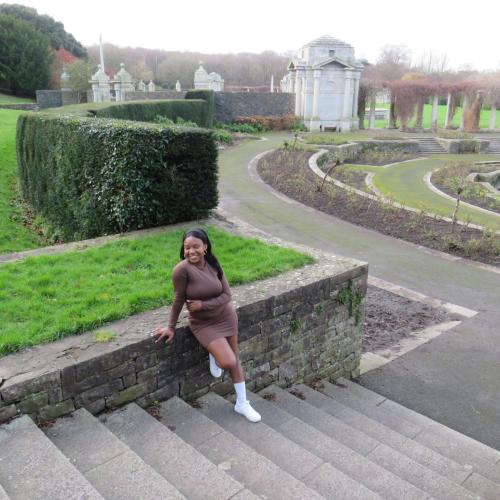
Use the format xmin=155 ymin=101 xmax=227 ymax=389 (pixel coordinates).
xmin=36 ymin=90 xmax=84 ymax=109
xmin=0 ymin=258 xmax=367 ymax=425
xmin=356 ymin=140 xmax=420 ymax=153
xmin=124 ymin=91 xmax=187 ymax=101
xmin=214 ymin=92 xmax=295 ymax=122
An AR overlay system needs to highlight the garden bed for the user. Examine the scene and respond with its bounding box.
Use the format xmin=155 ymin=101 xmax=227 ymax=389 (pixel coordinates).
xmin=431 ymin=162 xmax=500 ymax=214
xmin=257 ymin=150 xmax=499 ymax=267
xmin=363 ymin=286 xmax=456 ymax=352
xmin=350 ymin=151 xmax=419 ymax=166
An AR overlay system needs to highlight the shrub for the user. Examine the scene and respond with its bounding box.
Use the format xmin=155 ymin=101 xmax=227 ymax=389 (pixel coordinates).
xmin=17 ymin=112 xmax=218 ymax=241
xmin=212 ymin=129 xmax=233 ymax=144
xmin=233 ymin=114 xmax=302 ymax=131
xmin=214 ymin=121 xmax=263 ymax=134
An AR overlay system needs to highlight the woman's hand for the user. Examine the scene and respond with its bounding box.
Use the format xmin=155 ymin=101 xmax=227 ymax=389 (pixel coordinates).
xmin=186 ymin=300 xmax=203 ymax=312
xmin=151 ymin=326 xmax=175 ymax=344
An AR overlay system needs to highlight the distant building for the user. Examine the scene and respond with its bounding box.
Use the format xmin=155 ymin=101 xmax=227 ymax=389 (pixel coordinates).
xmin=194 ymin=62 xmax=224 ymax=91
xmin=281 ymin=35 xmax=364 ymax=131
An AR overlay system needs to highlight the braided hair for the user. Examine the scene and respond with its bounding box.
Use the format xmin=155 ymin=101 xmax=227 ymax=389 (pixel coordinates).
xmin=180 ymin=228 xmax=223 ymax=280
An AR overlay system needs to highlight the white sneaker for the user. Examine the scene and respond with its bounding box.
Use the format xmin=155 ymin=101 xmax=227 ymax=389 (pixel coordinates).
xmin=209 ymin=353 xmax=223 ymax=378
xmin=234 ymin=400 xmax=261 ymax=422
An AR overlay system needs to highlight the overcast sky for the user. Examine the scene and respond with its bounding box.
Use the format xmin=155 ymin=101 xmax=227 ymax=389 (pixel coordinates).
xmin=11 ymin=0 xmax=500 ymax=71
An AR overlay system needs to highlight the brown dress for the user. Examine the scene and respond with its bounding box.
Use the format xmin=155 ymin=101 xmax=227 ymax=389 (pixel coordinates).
xmin=168 ymin=259 xmax=238 ymax=348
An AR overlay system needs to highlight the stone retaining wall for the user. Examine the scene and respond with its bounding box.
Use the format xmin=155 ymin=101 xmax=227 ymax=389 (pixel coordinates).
xmin=0 ymin=258 xmax=367 ymax=424
xmin=356 ymin=140 xmax=420 ymax=153
xmin=0 ymin=103 xmax=38 ymax=111
xmin=214 ymin=92 xmax=295 ymax=122
xmin=435 ymin=138 xmax=490 ymax=153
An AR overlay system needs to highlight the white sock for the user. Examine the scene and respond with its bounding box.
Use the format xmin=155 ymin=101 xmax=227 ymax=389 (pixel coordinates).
xmin=234 ymin=381 xmax=247 ymax=405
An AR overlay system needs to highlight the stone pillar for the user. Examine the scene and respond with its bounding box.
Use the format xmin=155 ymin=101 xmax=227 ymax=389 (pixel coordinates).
xmin=460 ymin=94 xmax=469 ymax=131
xmin=289 ymin=72 xmax=296 ymax=94
xmin=301 ymin=75 xmax=307 ymax=118
xmin=343 ymin=75 xmax=351 ymax=118
xmin=294 ymin=71 xmax=303 ymax=117
xmin=369 ymin=94 xmax=376 ymax=129
xmin=352 ymin=77 xmax=360 ymax=119
xmin=431 ymin=95 xmax=439 ymax=131
xmin=309 ymin=69 xmax=322 ymax=131
xmin=444 ymin=93 xmax=452 ymax=129
xmin=489 ymin=104 xmax=497 ymax=129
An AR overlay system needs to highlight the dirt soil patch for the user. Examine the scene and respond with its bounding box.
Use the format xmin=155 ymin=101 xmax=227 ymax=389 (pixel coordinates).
xmin=318 ymin=164 xmax=370 ymax=192
xmin=363 ymin=286 xmax=457 ymax=352
xmin=257 ymin=150 xmax=499 ymax=267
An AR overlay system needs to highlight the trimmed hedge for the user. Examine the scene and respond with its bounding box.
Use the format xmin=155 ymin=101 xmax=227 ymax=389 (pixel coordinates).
xmin=88 ymin=99 xmax=212 ymax=128
xmin=16 ymin=111 xmax=218 ymax=240
xmin=185 ymin=90 xmax=214 ymax=128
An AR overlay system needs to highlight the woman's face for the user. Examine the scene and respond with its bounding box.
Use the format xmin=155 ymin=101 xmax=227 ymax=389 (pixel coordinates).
xmin=183 ymin=236 xmax=207 ymax=265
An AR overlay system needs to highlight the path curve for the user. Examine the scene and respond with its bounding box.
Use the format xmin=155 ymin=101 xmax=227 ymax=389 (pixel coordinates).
xmin=218 ymin=133 xmax=500 ymax=450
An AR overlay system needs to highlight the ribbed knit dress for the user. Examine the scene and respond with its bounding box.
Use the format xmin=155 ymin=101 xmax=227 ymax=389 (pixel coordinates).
xmin=169 ymin=259 xmax=238 ymax=348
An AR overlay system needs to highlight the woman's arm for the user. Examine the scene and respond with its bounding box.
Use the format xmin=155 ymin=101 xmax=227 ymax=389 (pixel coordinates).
xmin=201 ymin=273 xmax=232 ymax=310
xmin=167 ymin=265 xmax=188 ymax=327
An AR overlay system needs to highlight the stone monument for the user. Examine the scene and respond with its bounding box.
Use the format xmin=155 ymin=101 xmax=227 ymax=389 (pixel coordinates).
xmin=175 ymin=80 xmax=182 ymax=92
xmin=281 ymin=35 xmax=364 ymax=131
xmin=194 ymin=62 xmax=224 ymax=91
xmin=112 ymin=63 xmax=135 ymax=101
xmin=138 ymin=80 xmax=146 ymax=92
xmin=89 ymin=65 xmax=111 ymax=102
xmin=147 ymin=80 xmax=156 ymax=92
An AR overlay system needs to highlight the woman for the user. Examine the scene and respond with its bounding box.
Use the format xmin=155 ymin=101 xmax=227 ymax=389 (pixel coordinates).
xmin=152 ymin=228 xmax=261 ymax=423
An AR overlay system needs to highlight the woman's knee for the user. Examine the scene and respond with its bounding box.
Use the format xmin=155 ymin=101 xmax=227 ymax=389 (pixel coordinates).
xmin=217 ymin=352 xmax=238 ymax=370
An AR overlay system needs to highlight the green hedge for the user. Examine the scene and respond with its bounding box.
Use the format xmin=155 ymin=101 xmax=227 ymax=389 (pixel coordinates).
xmin=16 ymin=112 xmax=218 ymax=240
xmin=185 ymin=90 xmax=214 ymax=128
xmin=88 ymin=99 xmax=212 ymax=128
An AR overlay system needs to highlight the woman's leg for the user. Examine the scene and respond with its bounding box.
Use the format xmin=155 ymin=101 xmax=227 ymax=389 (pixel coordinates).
xmin=206 ymin=337 xmax=244 ymax=383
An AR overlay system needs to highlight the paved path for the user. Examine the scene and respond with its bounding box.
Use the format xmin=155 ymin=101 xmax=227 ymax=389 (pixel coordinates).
xmin=219 ymin=133 xmax=500 ymax=450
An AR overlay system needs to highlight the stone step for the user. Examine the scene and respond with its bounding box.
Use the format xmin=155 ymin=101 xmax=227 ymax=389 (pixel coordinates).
xmin=257 ymin=385 xmax=480 ymax=500
xmin=337 ymin=377 xmax=500 ymax=463
xmin=198 ymin=392 xmax=384 ymax=500
xmin=158 ymin=395 xmax=328 ymax=500
xmin=318 ymin=379 xmax=423 ymax=438
xmin=44 ymin=408 xmax=185 ymax=500
xmin=320 ymin=380 xmax=500 ymax=486
xmin=0 ymin=415 xmax=103 ymax=500
xmin=101 ymin=402 xmax=249 ymax=500
xmin=289 ymin=383 xmax=474 ymax=485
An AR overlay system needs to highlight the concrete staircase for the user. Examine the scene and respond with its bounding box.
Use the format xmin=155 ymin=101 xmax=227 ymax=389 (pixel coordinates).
xmin=1 ymin=379 xmax=499 ymax=499
xmin=414 ymin=137 xmax=447 ymax=154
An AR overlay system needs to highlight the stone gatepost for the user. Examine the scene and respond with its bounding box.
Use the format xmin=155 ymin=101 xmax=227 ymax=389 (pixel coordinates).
xmin=89 ymin=65 xmax=111 ymax=103
xmin=138 ymin=80 xmax=146 ymax=92
xmin=112 ymin=63 xmax=135 ymax=102
xmin=148 ymin=80 xmax=156 ymax=92
xmin=175 ymin=80 xmax=182 ymax=92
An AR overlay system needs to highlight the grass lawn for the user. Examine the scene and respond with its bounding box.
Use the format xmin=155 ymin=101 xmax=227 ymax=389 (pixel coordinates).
xmin=363 ymin=103 xmax=500 ymax=130
xmin=0 ymin=93 xmax=34 ymax=104
xmin=0 ymin=109 xmax=45 ymax=254
xmin=0 ymin=225 xmax=313 ymax=356
xmin=360 ymin=155 xmax=500 ymax=230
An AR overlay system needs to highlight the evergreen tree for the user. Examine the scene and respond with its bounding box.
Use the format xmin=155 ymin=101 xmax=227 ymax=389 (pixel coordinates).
xmin=0 ymin=3 xmax=87 ymax=58
xmin=0 ymin=14 xmax=52 ymax=95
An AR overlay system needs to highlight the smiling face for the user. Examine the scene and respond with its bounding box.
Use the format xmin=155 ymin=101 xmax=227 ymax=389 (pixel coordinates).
xmin=183 ymin=235 xmax=208 ymax=266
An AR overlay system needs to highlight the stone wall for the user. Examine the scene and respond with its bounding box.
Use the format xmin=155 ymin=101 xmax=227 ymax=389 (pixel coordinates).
xmin=36 ymin=90 xmax=84 ymax=109
xmin=124 ymin=91 xmax=187 ymax=101
xmin=0 ymin=258 xmax=367 ymax=424
xmin=435 ymin=138 xmax=490 ymax=154
xmin=0 ymin=103 xmax=37 ymax=111
xmin=356 ymin=140 xmax=420 ymax=153
xmin=214 ymin=92 xmax=295 ymax=122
